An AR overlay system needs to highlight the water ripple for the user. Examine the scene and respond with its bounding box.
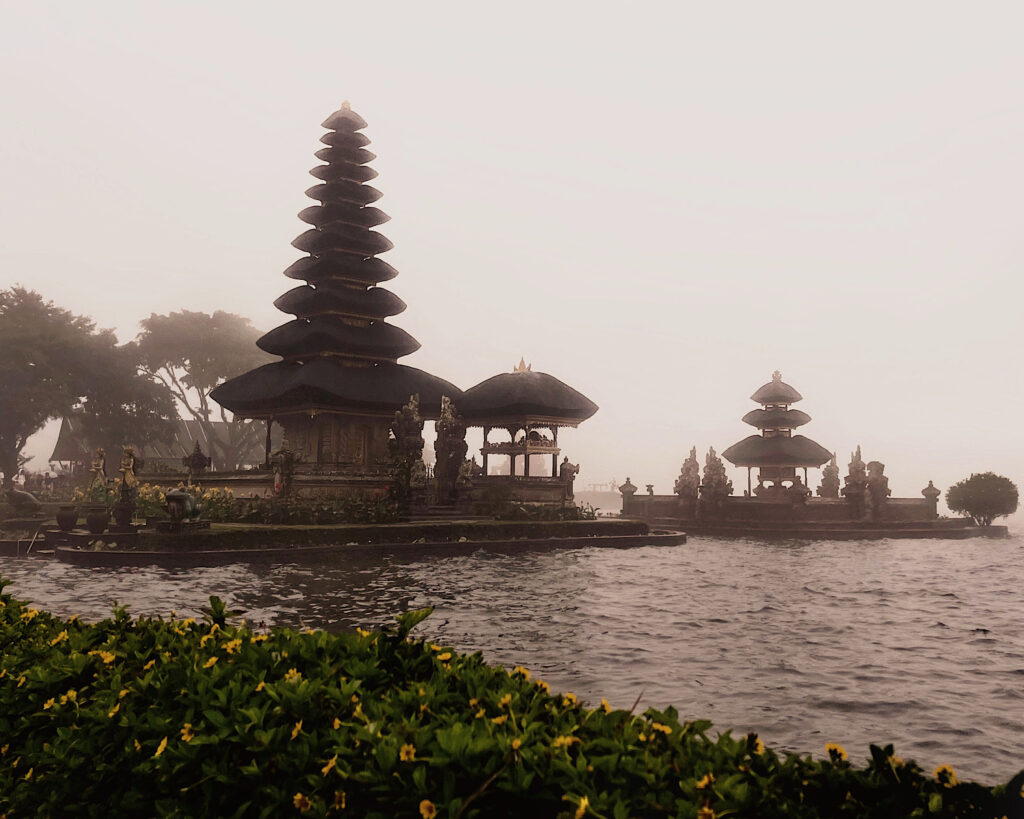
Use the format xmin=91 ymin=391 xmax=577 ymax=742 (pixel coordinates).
xmin=2 ymin=534 xmax=1023 ymax=782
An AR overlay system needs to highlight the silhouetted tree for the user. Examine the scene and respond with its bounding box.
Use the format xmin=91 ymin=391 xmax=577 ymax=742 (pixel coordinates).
xmin=137 ymin=310 xmax=271 ymax=470
xmin=946 ymin=472 xmax=1018 ymax=526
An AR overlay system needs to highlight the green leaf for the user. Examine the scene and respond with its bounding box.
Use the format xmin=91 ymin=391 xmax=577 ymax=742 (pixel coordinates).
xmin=394 ymin=608 xmax=434 ymax=639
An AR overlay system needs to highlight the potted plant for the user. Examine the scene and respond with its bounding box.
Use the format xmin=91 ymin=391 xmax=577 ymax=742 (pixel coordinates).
xmin=73 ymin=481 xmax=113 ymax=535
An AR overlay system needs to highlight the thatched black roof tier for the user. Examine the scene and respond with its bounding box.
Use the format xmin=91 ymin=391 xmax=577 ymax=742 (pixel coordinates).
xmin=297 ymin=203 xmax=389 ymax=229
xmin=741 ymin=408 xmax=812 ymax=429
xmin=460 ymin=371 xmax=598 ymax=427
xmin=314 ymin=146 xmax=376 ymax=165
xmin=319 ymin=130 xmax=371 ymax=149
xmin=256 ymin=318 xmax=420 ymax=361
xmin=273 ymin=285 xmax=406 ymax=320
xmin=210 ymin=359 xmax=461 ymax=420
xmin=722 ymin=435 xmax=832 ymax=468
xmin=282 ymin=256 xmax=399 ymax=285
xmin=751 ymin=372 xmax=803 ymax=405
xmin=322 ymin=106 xmax=368 ymax=131
xmin=309 ymin=162 xmax=378 ymax=184
xmin=291 ymin=225 xmax=394 ymax=256
xmin=304 ymin=181 xmax=383 ymax=206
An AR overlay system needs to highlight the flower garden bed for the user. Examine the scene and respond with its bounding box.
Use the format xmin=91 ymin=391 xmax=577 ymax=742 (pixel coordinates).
xmin=2 ymin=580 xmax=1021 ymax=817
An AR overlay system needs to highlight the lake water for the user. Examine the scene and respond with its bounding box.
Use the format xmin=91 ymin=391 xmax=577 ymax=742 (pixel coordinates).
xmin=2 ymin=533 xmax=1022 ymax=783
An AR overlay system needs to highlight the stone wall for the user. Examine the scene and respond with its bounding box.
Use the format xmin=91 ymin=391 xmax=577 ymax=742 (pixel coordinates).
xmin=621 ymin=493 xmax=936 ymax=523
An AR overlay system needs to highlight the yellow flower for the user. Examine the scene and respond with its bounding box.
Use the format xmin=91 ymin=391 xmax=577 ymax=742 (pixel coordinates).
xmin=255 ymin=681 xmax=266 ymax=692
xmin=491 ymin=714 xmax=508 ymax=725
xmin=284 ymin=668 xmax=302 ymax=683
xmin=512 ymin=665 xmax=530 ymax=680
xmin=291 ymin=720 xmax=303 ymax=740
xmin=42 ymin=697 xmax=55 ymax=710
xmin=293 ymin=792 xmax=311 ymax=811
xmin=553 ymin=735 xmax=579 ymax=749
xmin=49 ymin=630 xmax=68 ymax=646
xmin=475 ymin=708 xmax=486 ymax=719
xmin=419 ymin=799 xmax=437 ymax=818
xmin=696 ymin=772 xmax=715 ymax=789
xmin=17 ymin=675 xmax=26 ymax=688
xmin=430 ymin=643 xmax=442 ymax=652
xmin=356 ymin=628 xmax=371 ymax=637
xmin=437 ymin=652 xmax=452 ymax=662
xmin=419 ymin=703 xmax=428 ymax=714
xmin=250 ymin=634 xmax=269 ymax=643
xmin=203 ymin=656 xmax=218 ymax=669
xmin=321 ymin=754 xmax=337 ymax=776
xmin=154 ymin=736 xmax=168 ymax=757
xmin=142 ymin=659 xmax=156 ymax=671
xmin=133 ymin=739 xmax=141 ymax=752
xmin=118 ymin=688 xmax=129 ymax=699
xmin=575 ymin=795 xmax=590 ymax=819
xmin=651 ymin=722 xmax=672 ymax=735
xmin=638 ymin=732 xmax=648 ymax=742
xmin=511 ymin=738 xmax=522 ymax=750
xmin=65 ymin=689 xmax=77 ymax=702
xmin=333 ymin=791 xmax=346 ymax=810
xmin=468 ymin=698 xmax=479 ymax=707
xmin=89 ymin=650 xmax=115 ymax=664
xmin=934 ymin=764 xmax=958 ymax=786
xmin=498 ymin=693 xmax=512 ymax=708
xmin=748 ymin=733 xmax=764 ymax=754
xmin=600 ymin=699 xmax=612 ymax=714
xmin=400 ymin=743 xmax=416 ymax=761
xmin=181 ymin=723 xmax=194 ymax=742
xmin=826 ymin=742 xmax=848 ymax=761
xmin=108 ymin=703 xmax=120 ymax=718
xmin=332 ymin=717 xmax=342 ymax=730
xmin=21 ymin=608 xmax=39 ymax=621
xmin=536 ymin=680 xmax=550 ymax=693
xmin=697 ymin=806 xmax=716 ymax=819
xmin=562 ymin=693 xmax=578 ymax=707
xmin=221 ymin=638 xmax=242 ymax=654
xmin=350 ymin=693 xmax=359 ymax=703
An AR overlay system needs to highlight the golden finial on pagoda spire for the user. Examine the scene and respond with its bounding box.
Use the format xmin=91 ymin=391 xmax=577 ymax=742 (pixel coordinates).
xmin=514 ymin=358 xmax=532 ymax=373
xmin=772 ymin=370 xmax=782 ymax=381
xmin=341 ymin=100 xmax=351 ymax=110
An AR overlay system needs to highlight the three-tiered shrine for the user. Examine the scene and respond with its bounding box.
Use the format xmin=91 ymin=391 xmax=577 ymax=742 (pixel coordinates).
xmin=211 ymin=104 xmax=460 ymax=473
xmin=721 ymin=371 xmax=832 ymax=496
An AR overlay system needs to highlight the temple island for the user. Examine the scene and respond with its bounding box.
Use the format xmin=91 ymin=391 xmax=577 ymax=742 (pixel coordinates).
xmin=619 ymin=371 xmax=1004 ymax=539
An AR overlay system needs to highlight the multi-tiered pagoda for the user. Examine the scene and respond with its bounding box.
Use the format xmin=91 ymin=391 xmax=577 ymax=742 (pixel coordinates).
xmin=211 ymin=103 xmax=459 ymax=472
xmin=721 ymin=371 xmax=832 ymax=496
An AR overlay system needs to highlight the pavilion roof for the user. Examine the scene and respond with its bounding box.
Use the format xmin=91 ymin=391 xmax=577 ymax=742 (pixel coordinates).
xmin=273 ymin=285 xmax=406 ymax=320
xmin=459 ymin=370 xmax=598 ymax=427
xmin=721 ymin=435 xmax=832 ymax=468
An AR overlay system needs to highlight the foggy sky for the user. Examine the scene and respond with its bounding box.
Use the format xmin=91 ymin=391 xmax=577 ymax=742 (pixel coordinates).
xmin=4 ymin=2 xmax=1022 ymax=511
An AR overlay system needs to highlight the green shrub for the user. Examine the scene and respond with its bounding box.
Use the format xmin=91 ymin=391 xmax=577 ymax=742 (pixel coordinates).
xmin=1 ymin=579 xmax=1021 ymax=817
xmin=946 ymin=472 xmax=1019 ymax=526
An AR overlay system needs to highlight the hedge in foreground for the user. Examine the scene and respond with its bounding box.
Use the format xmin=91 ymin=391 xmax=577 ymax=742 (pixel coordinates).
xmin=1 ymin=581 xmax=1022 ymax=818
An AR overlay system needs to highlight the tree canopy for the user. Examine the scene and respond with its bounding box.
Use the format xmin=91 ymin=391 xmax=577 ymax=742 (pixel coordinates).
xmin=0 ymin=288 xmax=176 ymax=487
xmin=136 ymin=310 xmax=271 ymax=470
xmin=945 ymin=472 xmax=1019 ymax=527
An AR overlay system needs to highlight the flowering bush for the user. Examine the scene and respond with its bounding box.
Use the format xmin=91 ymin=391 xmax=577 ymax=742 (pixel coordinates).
xmin=70 ymin=481 xmax=114 ymax=508
xmin=1 ymin=581 xmax=1021 ymax=817
xmin=133 ymin=483 xmax=167 ymax=519
xmin=235 ymin=491 xmax=399 ymax=525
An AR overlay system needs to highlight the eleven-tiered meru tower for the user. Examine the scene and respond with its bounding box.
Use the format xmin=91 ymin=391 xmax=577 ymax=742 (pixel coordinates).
xmin=211 ymin=103 xmax=460 ymax=470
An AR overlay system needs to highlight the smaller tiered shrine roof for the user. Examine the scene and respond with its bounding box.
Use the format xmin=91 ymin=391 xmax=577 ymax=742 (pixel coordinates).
xmin=750 ymin=371 xmax=803 ymax=405
xmin=722 ymin=435 xmax=832 ymax=467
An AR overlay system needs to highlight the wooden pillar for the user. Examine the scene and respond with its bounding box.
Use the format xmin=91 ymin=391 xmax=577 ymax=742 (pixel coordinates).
xmin=482 ymin=426 xmax=489 ymax=475
xmin=523 ymin=425 xmax=531 ymax=477
xmin=265 ymin=419 xmax=273 ymax=467
xmin=747 ymin=467 xmax=751 ymax=496
xmin=551 ymin=425 xmax=557 ymax=477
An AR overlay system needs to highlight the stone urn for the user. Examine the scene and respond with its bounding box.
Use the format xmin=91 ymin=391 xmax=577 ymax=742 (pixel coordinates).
xmin=112 ymin=500 xmax=135 ymax=532
xmin=55 ymin=504 xmax=78 ymax=532
xmin=83 ymin=504 xmax=110 ymax=535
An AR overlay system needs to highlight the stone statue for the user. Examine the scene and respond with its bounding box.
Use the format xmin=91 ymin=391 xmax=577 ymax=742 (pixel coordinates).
xmin=90 ymin=448 xmax=107 ymax=485
xmin=788 ymin=475 xmax=811 ymax=506
xmin=921 ymin=480 xmax=941 ymax=518
xmin=389 ymin=394 xmax=426 ymax=510
xmin=699 ymin=446 xmax=733 ymax=519
xmin=559 ymin=456 xmax=579 ymax=498
xmin=841 ymin=445 xmax=868 ymax=519
xmin=434 ymin=396 xmax=468 ymax=505
xmin=673 ymin=447 xmax=700 ymax=507
xmin=5 ymin=488 xmax=42 ymax=516
xmin=182 ymin=440 xmax=212 ymax=487
xmin=866 ymin=460 xmax=891 ymax=520
xmin=817 ymin=453 xmax=840 ymax=498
